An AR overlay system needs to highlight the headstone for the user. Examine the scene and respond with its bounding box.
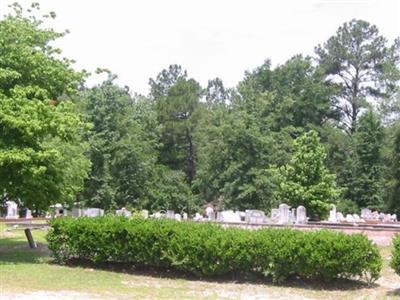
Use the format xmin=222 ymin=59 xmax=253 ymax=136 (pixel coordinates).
xmin=193 ymin=213 xmax=203 ymax=221
xmin=328 ymin=205 xmax=337 ymax=222
xmin=83 ymin=208 xmax=104 ymax=217
xmin=352 ymin=214 xmax=361 ymax=221
xmin=5 ymin=201 xmax=18 ymax=219
xmin=205 ymin=206 xmax=215 ymax=221
xmin=336 ymin=212 xmax=344 ymax=222
xmin=361 ymin=208 xmax=372 ymax=220
xmin=219 ymin=210 xmax=241 ymax=223
xmin=183 ymin=212 xmax=188 ymax=220
xmin=71 ymin=208 xmax=83 ymax=217
xmin=25 ymin=209 xmax=32 ymax=219
xmin=296 ymin=206 xmax=307 ymax=224
xmin=174 ymin=213 xmax=182 ymax=221
xmin=271 ymin=209 xmax=280 ymax=222
xmin=116 ymin=208 xmax=132 ymax=218
xmin=278 ymin=204 xmax=291 ymax=224
xmin=391 ymin=214 xmax=397 ymax=222
xmin=245 ymin=210 xmax=265 ymax=224
xmin=345 ymin=214 xmax=355 ymax=223
xmin=166 ymin=210 xmax=175 ymax=219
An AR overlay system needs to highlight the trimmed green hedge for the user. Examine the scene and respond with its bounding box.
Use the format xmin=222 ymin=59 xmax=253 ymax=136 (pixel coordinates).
xmin=391 ymin=234 xmax=400 ymax=276
xmin=46 ymin=217 xmax=382 ymax=283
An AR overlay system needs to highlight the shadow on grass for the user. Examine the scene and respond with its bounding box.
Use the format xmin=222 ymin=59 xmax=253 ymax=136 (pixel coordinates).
xmin=387 ymin=288 xmax=400 ymax=297
xmin=59 ymin=258 xmax=374 ymax=292
xmin=0 ymin=238 xmax=50 ymax=264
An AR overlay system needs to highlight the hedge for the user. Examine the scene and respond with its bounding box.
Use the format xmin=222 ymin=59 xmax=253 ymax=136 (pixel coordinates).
xmin=46 ymin=217 xmax=382 ymax=283
xmin=391 ymin=234 xmax=400 ymax=275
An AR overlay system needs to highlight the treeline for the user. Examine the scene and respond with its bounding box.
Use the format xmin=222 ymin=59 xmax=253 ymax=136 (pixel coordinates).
xmin=1 ymin=4 xmax=399 ymax=218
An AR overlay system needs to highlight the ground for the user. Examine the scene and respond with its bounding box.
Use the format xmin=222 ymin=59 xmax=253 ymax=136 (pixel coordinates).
xmin=0 ymin=223 xmax=399 ymax=300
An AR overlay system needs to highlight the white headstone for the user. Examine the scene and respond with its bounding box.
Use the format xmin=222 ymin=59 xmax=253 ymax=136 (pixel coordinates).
xmin=220 ymin=210 xmax=241 ymax=223
xmin=25 ymin=209 xmax=32 ymax=219
xmin=5 ymin=201 xmax=18 ymax=219
xmin=194 ymin=213 xmax=203 ymax=221
xmin=345 ymin=214 xmax=355 ymax=223
xmin=174 ymin=213 xmax=182 ymax=221
xmin=166 ymin=210 xmax=175 ymax=219
xmin=278 ymin=204 xmax=291 ymax=224
xmin=245 ymin=210 xmax=265 ymax=224
xmin=361 ymin=208 xmax=372 ymax=220
xmin=205 ymin=206 xmax=215 ymax=221
xmin=328 ymin=205 xmax=337 ymax=222
xmin=271 ymin=209 xmax=280 ymax=222
xmin=83 ymin=208 xmax=104 ymax=218
xmin=296 ymin=206 xmax=307 ymax=224
xmin=336 ymin=212 xmax=344 ymax=222
xmin=116 ymin=208 xmax=132 ymax=218
xmin=183 ymin=212 xmax=188 ymax=220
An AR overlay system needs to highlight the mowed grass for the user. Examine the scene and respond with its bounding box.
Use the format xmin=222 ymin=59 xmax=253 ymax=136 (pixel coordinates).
xmin=0 ymin=224 xmax=399 ymax=300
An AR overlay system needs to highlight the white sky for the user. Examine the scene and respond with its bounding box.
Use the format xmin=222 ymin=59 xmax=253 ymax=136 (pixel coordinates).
xmin=1 ymin=0 xmax=399 ymax=95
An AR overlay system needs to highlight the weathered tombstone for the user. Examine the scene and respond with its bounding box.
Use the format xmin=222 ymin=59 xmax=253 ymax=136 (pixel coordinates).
xmin=361 ymin=208 xmax=372 ymax=220
xmin=278 ymin=204 xmax=290 ymax=224
xmin=166 ymin=210 xmax=175 ymax=219
xmin=174 ymin=213 xmax=182 ymax=221
xmin=205 ymin=206 xmax=215 ymax=221
xmin=220 ymin=210 xmax=241 ymax=223
xmin=345 ymin=214 xmax=355 ymax=223
xmin=328 ymin=204 xmax=337 ymax=222
xmin=193 ymin=212 xmax=203 ymax=221
xmin=391 ymin=214 xmax=397 ymax=222
xmin=245 ymin=210 xmax=265 ymax=224
xmin=183 ymin=212 xmax=188 ymax=220
xmin=83 ymin=208 xmax=104 ymax=217
xmin=25 ymin=209 xmax=32 ymax=219
xmin=352 ymin=214 xmax=361 ymax=221
xmin=270 ymin=209 xmax=280 ymax=222
xmin=336 ymin=212 xmax=344 ymax=222
xmin=296 ymin=206 xmax=307 ymax=224
xmin=116 ymin=208 xmax=132 ymax=218
xmin=5 ymin=201 xmax=18 ymax=219
xmin=71 ymin=208 xmax=83 ymax=217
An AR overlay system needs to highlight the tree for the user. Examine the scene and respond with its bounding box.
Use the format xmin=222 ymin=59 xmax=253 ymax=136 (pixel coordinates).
xmin=274 ymin=131 xmax=341 ymax=219
xmin=194 ymin=92 xmax=293 ymax=210
xmin=316 ymin=19 xmax=400 ymax=134
xmin=383 ymin=123 xmax=400 ymax=215
xmin=238 ymin=55 xmax=338 ymax=130
xmin=345 ymin=111 xmax=384 ymax=210
xmin=80 ymin=75 xmax=159 ymax=210
xmin=150 ymin=66 xmax=203 ymax=184
xmin=0 ymin=4 xmax=90 ymax=211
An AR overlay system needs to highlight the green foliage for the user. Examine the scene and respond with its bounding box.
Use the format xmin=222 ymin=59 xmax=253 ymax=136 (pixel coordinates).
xmin=344 ymin=111 xmax=384 ymax=210
xmin=391 ymin=234 xmax=400 ymax=276
xmin=80 ymin=77 xmax=158 ymax=210
xmin=274 ymin=131 xmax=342 ymax=219
xmin=316 ymin=19 xmax=400 ymax=133
xmin=150 ymin=65 xmax=203 ymax=184
xmin=0 ymin=5 xmax=90 ymax=210
xmin=47 ymin=217 xmax=382 ymax=284
xmin=195 ymin=93 xmax=293 ymax=210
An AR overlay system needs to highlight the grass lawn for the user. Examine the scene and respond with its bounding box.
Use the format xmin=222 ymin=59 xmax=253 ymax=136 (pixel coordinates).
xmin=0 ymin=224 xmax=399 ymax=300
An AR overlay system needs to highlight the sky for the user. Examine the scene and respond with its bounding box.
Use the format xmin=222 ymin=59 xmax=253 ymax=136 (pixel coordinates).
xmin=0 ymin=0 xmax=399 ymax=95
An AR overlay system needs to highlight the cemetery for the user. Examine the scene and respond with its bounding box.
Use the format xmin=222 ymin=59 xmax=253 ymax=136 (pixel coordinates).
xmin=1 ymin=1 xmax=400 ymax=299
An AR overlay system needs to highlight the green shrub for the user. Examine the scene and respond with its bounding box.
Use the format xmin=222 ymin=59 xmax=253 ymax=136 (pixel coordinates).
xmin=391 ymin=234 xmax=400 ymax=275
xmin=46 ymin=217 xmax=382 ymax=284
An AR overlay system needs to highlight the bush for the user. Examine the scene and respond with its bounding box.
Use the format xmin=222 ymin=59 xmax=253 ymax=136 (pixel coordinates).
xmin=47 ymin=217 xmax=382 ymax=284
xmin=391 ymin=234 xmax=400 ymax=275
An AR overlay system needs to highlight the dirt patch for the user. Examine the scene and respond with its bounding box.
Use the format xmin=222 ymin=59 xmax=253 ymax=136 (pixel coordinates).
xmin=0 ymin=291 xmax=104 ymax=300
